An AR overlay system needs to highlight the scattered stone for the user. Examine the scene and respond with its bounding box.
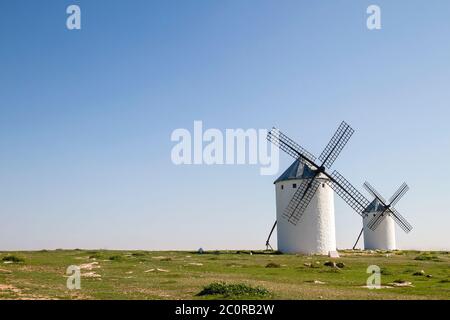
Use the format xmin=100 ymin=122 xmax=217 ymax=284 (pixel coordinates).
xmin=313 ymin=280 xmax=326 ymax=284
xmin=361 ymin=285 xmax=394 ymax=289
xmin=0 ymin=268 xmax=12 ymax=274
xmin=125 ymin=271 xmax=133 ymax=274
xmin=390 ymin=281 xmax=413 ymax=287
xmin=324 ymin=261 xmax=336 ymax=268
xmin=79 ymin=262 xmax=100 ymax=271
xmin=188 ymin=262 xmax=203 ymax=266
xmin=144 ymin=268 xmax=169 ymax=273
xmin=426 ymin=274 xmax=433 ymax=278
xmin=336 ymin=262 xmax=345 ymax=268
xmin=303 ymin=263 xmax=312 ymax=267
xmin=0 ymin=284 xmax=21 ymax=293
xmin=82 ymin=272 xmax=101 ymax=278
xmin=413 ymin=270 xmax=425 ymax=276
xmin=152 ymin=256 xmax=167 ymax=260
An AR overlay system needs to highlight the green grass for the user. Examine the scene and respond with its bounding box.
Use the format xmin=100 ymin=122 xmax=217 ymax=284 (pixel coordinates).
xmin=0 ymin=249 xmax=448 ymax=300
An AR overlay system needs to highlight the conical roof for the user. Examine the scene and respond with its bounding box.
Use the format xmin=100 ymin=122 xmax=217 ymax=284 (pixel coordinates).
xmin=274 ymin=159 xmax=317 ymax=184
xmin=363 ymin=198 xmax=386 ymax=213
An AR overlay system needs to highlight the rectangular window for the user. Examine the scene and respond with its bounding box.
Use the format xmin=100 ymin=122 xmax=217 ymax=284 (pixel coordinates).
xmin=293 ymin=183 xmax=297 ymax=188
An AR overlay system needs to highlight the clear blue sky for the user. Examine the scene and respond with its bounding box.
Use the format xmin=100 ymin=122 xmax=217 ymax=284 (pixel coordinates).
xmin=1 ymin=1 xmax=449 ymax=250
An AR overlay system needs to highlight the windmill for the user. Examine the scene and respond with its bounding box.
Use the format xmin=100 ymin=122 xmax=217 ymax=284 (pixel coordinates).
xmin=352 ymin=182 xmax=412 ymax=250
xmin=265 ymin=121 xmax=372 ymax=254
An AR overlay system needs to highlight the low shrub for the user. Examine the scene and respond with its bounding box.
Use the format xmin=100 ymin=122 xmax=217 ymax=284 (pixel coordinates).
xmin=131 ymin=252 xmax=146 ymax=257
xmin=265 ymin=262 xmax=280 ymax=268
xmin=414 ymin=254 xmax=441 ymax=261
xmin=2 ymin=255 xmax=24 ymax=263
xmin=108 ymin=255 xmax=123 ymax=261
xmin=197 ymin=282 xmax=270 ymax=297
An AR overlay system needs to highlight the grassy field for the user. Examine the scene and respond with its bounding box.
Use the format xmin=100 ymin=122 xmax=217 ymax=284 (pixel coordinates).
xmin=0 ymin=249 xmax=448 ymax=300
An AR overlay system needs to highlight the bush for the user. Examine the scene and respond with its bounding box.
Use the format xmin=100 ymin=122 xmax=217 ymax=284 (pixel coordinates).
xmin=265 ymin=262 xmax=280 ymax=268
xmin=108 ymin=255 xmax=123 ymax=261
xmin=131 ymin=252 xmax=146 ymax=257
xmin=414 ymin=254 xmax=441 ymax=261
xmin=2 ymin=255 xmax=24 ymax=263
xmin=197 ymin=282 xmax=270 ymax=297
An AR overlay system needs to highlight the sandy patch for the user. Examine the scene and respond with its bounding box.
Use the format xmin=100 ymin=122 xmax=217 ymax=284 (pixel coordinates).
xmin=0 ymin=284 xmax=21 ymax=294
xmin=360 ymin=285 xmax=394 ymax=289
xmin=187 ymin=262 xmax=203 ymax=266
xmin=151 ymin=256 xmax=168 ymax=260
xmin=82 ymin=271 xmax=102 ymax=279
xmin=79 ymin=262 xmax=100 ymax=271
xmin=144 ymin=268 xmax=169 ymax=273
xmin=389 ymin=281 xmax=414 ymax=287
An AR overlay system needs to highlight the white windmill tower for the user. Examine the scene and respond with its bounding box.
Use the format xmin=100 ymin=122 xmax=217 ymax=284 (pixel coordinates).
xmin=352 ymin=182 xmax=412 ymax=250
xmin=265 ymin=121 xmax=374 ymax=255
xmin=273 ymin=160 xmax=336 ymax=254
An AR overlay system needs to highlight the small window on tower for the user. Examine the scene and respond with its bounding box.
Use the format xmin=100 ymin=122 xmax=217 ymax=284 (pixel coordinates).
xmin=293 ymin=183 xmax=297 ymax=188
xmin=322 ymin=183 xmax=325 ymax=188
xmin=281 ymin=185 xmax=284 ymax=190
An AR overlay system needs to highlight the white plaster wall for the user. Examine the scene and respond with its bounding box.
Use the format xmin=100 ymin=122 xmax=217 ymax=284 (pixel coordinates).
xmin=275 ymin=177 xmax=336 ymax=254
xmin=363 ymin=213 xmax=396 ymax=250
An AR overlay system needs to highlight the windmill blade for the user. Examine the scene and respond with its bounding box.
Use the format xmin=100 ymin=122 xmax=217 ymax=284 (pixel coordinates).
xmin=283 ymin=178 xmax=321 ymax=225
xmin=363 ymin=181 xmax=387 ymax=205
xmin=388 ymin=183 xmax=409 ymax=207
xmin=318 ymin=121 xmax=354 ymax=168
xmin=327 ymin=170 xmax=371 ymax=216
xmin=367 ymin=209 xmax=388 ymax=231
xmin=390 ymin=207 xmax=413 ymax=233
xmin=368 ymin=207 xmax=412 ymax=233
xmin=267 ymin=128 xmax=316 ymax=165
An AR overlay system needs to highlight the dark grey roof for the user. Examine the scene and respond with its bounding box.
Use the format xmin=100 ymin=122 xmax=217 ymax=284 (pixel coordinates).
xmin=274 ymin=159 xmax=317 ymax=184
xmin=363 ymin=198 xmax=386 ymax=213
